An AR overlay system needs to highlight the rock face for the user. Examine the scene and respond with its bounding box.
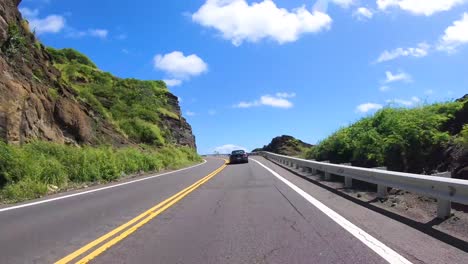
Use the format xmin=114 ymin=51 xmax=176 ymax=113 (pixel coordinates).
xmin=253 ymin=135 xmax=313 ymax=156
xmin=0 ymin=0 xmax=196 ymax=149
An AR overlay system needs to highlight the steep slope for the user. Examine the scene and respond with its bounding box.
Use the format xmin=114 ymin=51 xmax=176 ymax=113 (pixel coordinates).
xmin=0 ymin=0 xmax=200 ymax=202
xmin=0 ymin=0 xmax=127 ymax=145
xmin=253 ymin=135 xmax=313 ymax=156
xmin=47 ymin=47 xmax=196 ymax=149
xmin=0 ymin=0 xmax=195 ymax=148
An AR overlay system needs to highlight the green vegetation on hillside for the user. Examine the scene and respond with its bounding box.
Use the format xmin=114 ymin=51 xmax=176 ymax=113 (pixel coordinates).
xmin=254 ymin=135 xmax=313 ymax=157
xmin=306 ymin=101 xmax=466 ymax=173
xmin=0 ymin=141 xmax=201 ymax=202
xmin=47 ymin=47 xmax=180 ymax=146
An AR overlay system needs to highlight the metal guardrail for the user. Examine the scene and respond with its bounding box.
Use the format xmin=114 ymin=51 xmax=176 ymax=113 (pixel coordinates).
xmin=258 ymin=151 xmax=468 ymax=219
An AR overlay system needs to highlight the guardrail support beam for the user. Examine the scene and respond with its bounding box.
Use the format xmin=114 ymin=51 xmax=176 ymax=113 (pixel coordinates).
xmin=435 ymin=172 xmax=452 ymax=219
xmin=375 ymin=167 xmax=388 ymax=198
xmin=322 ymin=161 xmax=331 ymax=180
xmin=341 ymin=163 xmax=353 ymax=188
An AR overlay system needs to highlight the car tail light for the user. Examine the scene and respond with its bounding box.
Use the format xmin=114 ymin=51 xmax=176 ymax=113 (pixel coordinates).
xmin=243 ymin=154 xmax=248 ymax=158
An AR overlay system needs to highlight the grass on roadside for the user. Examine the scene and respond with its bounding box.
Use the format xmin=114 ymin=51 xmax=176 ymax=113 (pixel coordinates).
xmin=0 ymin=141 xmax=201 ymax=203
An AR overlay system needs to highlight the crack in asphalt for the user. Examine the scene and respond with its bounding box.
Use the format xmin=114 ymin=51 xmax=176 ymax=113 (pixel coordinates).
xmin=273 ymin=184 xmax=307 ymax=220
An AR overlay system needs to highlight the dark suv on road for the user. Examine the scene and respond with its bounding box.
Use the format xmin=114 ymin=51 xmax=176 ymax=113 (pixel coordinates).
xmin=229 ymin=150 xmax=249 ymax=164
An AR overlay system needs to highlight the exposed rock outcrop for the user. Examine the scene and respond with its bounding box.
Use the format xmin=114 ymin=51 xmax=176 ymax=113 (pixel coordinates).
xmin=253 ymin=135 xmax=313 ymax=156
xmin=0 ymin=0 xmax=196 ymax=149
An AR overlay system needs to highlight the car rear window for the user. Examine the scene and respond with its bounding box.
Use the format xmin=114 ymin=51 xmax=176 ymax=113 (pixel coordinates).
xmin=231 ymin=150 xmax=245 ymax=155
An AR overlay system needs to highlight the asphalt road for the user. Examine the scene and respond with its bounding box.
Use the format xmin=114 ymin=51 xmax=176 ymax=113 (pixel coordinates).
xmin=0 ymin=157 xmax=467 ymax=264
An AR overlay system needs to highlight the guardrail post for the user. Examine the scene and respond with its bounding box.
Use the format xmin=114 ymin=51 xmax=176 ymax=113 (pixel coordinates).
xmin=375 ymin=167 xmax=388 ymax=198
xmin=434 ymin=172 xmax=452 ymax=219
xmin=341 ymin=163 xmax=352 ymax=188
xmin=322 ymin=161 xmax=331 ymax=180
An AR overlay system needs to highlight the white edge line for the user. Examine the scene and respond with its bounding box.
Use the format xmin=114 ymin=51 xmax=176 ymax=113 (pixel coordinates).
xmin=251 ymin=158 xmax=413 ymax=264
xmin=0 ymin=160 xmax=208 ymax=213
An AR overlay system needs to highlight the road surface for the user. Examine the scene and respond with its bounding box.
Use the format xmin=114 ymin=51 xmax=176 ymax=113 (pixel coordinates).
xmin=0 ymin=157 xmax=466 ymax=264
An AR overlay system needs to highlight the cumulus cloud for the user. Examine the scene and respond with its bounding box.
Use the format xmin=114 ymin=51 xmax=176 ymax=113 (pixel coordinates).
xmin=438 ymin=13 xmax=468 ymax=52
xmin=154 ymin=51 xmax=208 ymax=80
xmin=213 ymin=144 xmax=247 ymax=154
xmin=356 ymin=103 xmax=383 ymax=113
xmin=20 ymin=7 xmax=109 ymax=37
xmin=377 ymin=42 xmax=430 ymax=62
xmin=386 ymin=96 xmax=421 ymax=106
xmin=163 ymin=79 xmax=183 ymax=87
xmin=353 ymin=7 xmax=373 ymax=20
xmin=377 ymin=0 xmax=467 ymax=16
xmin=20 ymin=7 xmax=66 ymax=35
xmin=29 ymin=15 xmax=65 ymax=34
xmin=384 ymin=71 xmax=412 ymax=83
xmin=192 ymin=0 xmax=332 ymax=46
xmin=234 ymin=93 xmax=295 ymax=109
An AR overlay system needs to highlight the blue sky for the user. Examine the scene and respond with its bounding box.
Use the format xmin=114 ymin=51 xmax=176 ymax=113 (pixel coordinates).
xmin=19 ymin=0 xmax=468 ymax=154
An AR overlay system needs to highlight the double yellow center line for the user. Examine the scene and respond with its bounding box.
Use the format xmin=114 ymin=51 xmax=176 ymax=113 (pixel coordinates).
xmin=56 ymin=160 xmax=228 ymax=264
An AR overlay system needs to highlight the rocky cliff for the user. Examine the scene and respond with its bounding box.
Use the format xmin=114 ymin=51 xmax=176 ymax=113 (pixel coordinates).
xmin=253 ymin=135 xmax=313 ymax=156
xmin=0 ymin=0 xmax=195 ymax=148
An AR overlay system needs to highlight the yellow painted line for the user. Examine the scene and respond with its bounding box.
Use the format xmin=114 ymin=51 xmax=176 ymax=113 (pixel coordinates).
xmin=55 ymin=160 xmax=227 ymax=264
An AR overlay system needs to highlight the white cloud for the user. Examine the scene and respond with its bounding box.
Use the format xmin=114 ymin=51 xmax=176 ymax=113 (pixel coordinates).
xmin=20 ymin=7 xmax=65 ymax=34
xmin=438 ymin=13 xmax=468 ymax=52
xmin=192 ymin=0 xmax=332 ymax=46
xmin=261 ymin=95 xmax=293 ymax=108
xmin=213 ymin=144 xmax=247 ymax=154
xmin=353 ymin=7 xmax=374 ymax=20
xmin=386 ymin=96 xmax=420 ymax=106
xmin=154 ymin=51 xmax=208 ymax=79
xmin=29 ymin=15 xmax=66 ymax=34
xmin=186 ymin=111 xmax=196 ymax=116
xmin=377 ymin=0 xmax=467 ymax=16
xmin=379 ymin=86 xmax=391 ymax=92
xmin=163 ymin=79 xmax=183 ymax=87
xmin=356 ymin=103 xmax=383 ymax=113
xmin=384 ymin=71 xmax=412 ymax=83
xmin=234 ymin=93 xmax=295 ymax=109
xmin=377 ymin=42 xmax=430 ymax=63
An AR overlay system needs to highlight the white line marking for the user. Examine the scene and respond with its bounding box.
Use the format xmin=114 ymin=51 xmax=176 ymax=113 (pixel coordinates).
xmin=0 ymin=160 xmax=208 ymax=213
xmin=251 ymin=159 xmax=412 ymax=264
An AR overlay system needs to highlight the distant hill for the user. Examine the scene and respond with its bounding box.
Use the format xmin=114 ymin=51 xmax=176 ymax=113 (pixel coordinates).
xmin=253 ymin=135 xmax=313 ymax=156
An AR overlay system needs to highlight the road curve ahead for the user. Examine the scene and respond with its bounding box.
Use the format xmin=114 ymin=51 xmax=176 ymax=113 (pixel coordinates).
xmin=0 ymin=157 xmax=467 ymax=264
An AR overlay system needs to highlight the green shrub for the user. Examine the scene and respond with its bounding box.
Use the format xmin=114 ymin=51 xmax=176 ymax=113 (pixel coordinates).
xmin=2 ymin=178 xmax=48 ymax=202
xmin=455 ymin=125 xmax=468 ymax=147
xmin=47 ymin=48 xmax=178 ymax=147
xmin=2 ymin=24 xmax=26 ymax=57
xmin=0 ymin=141 xmax=201 ymax=202
xmin=308 ymin=101 xmax=464 ymax=173
xmin=119 ymin=119 xmax=165 ymax=146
